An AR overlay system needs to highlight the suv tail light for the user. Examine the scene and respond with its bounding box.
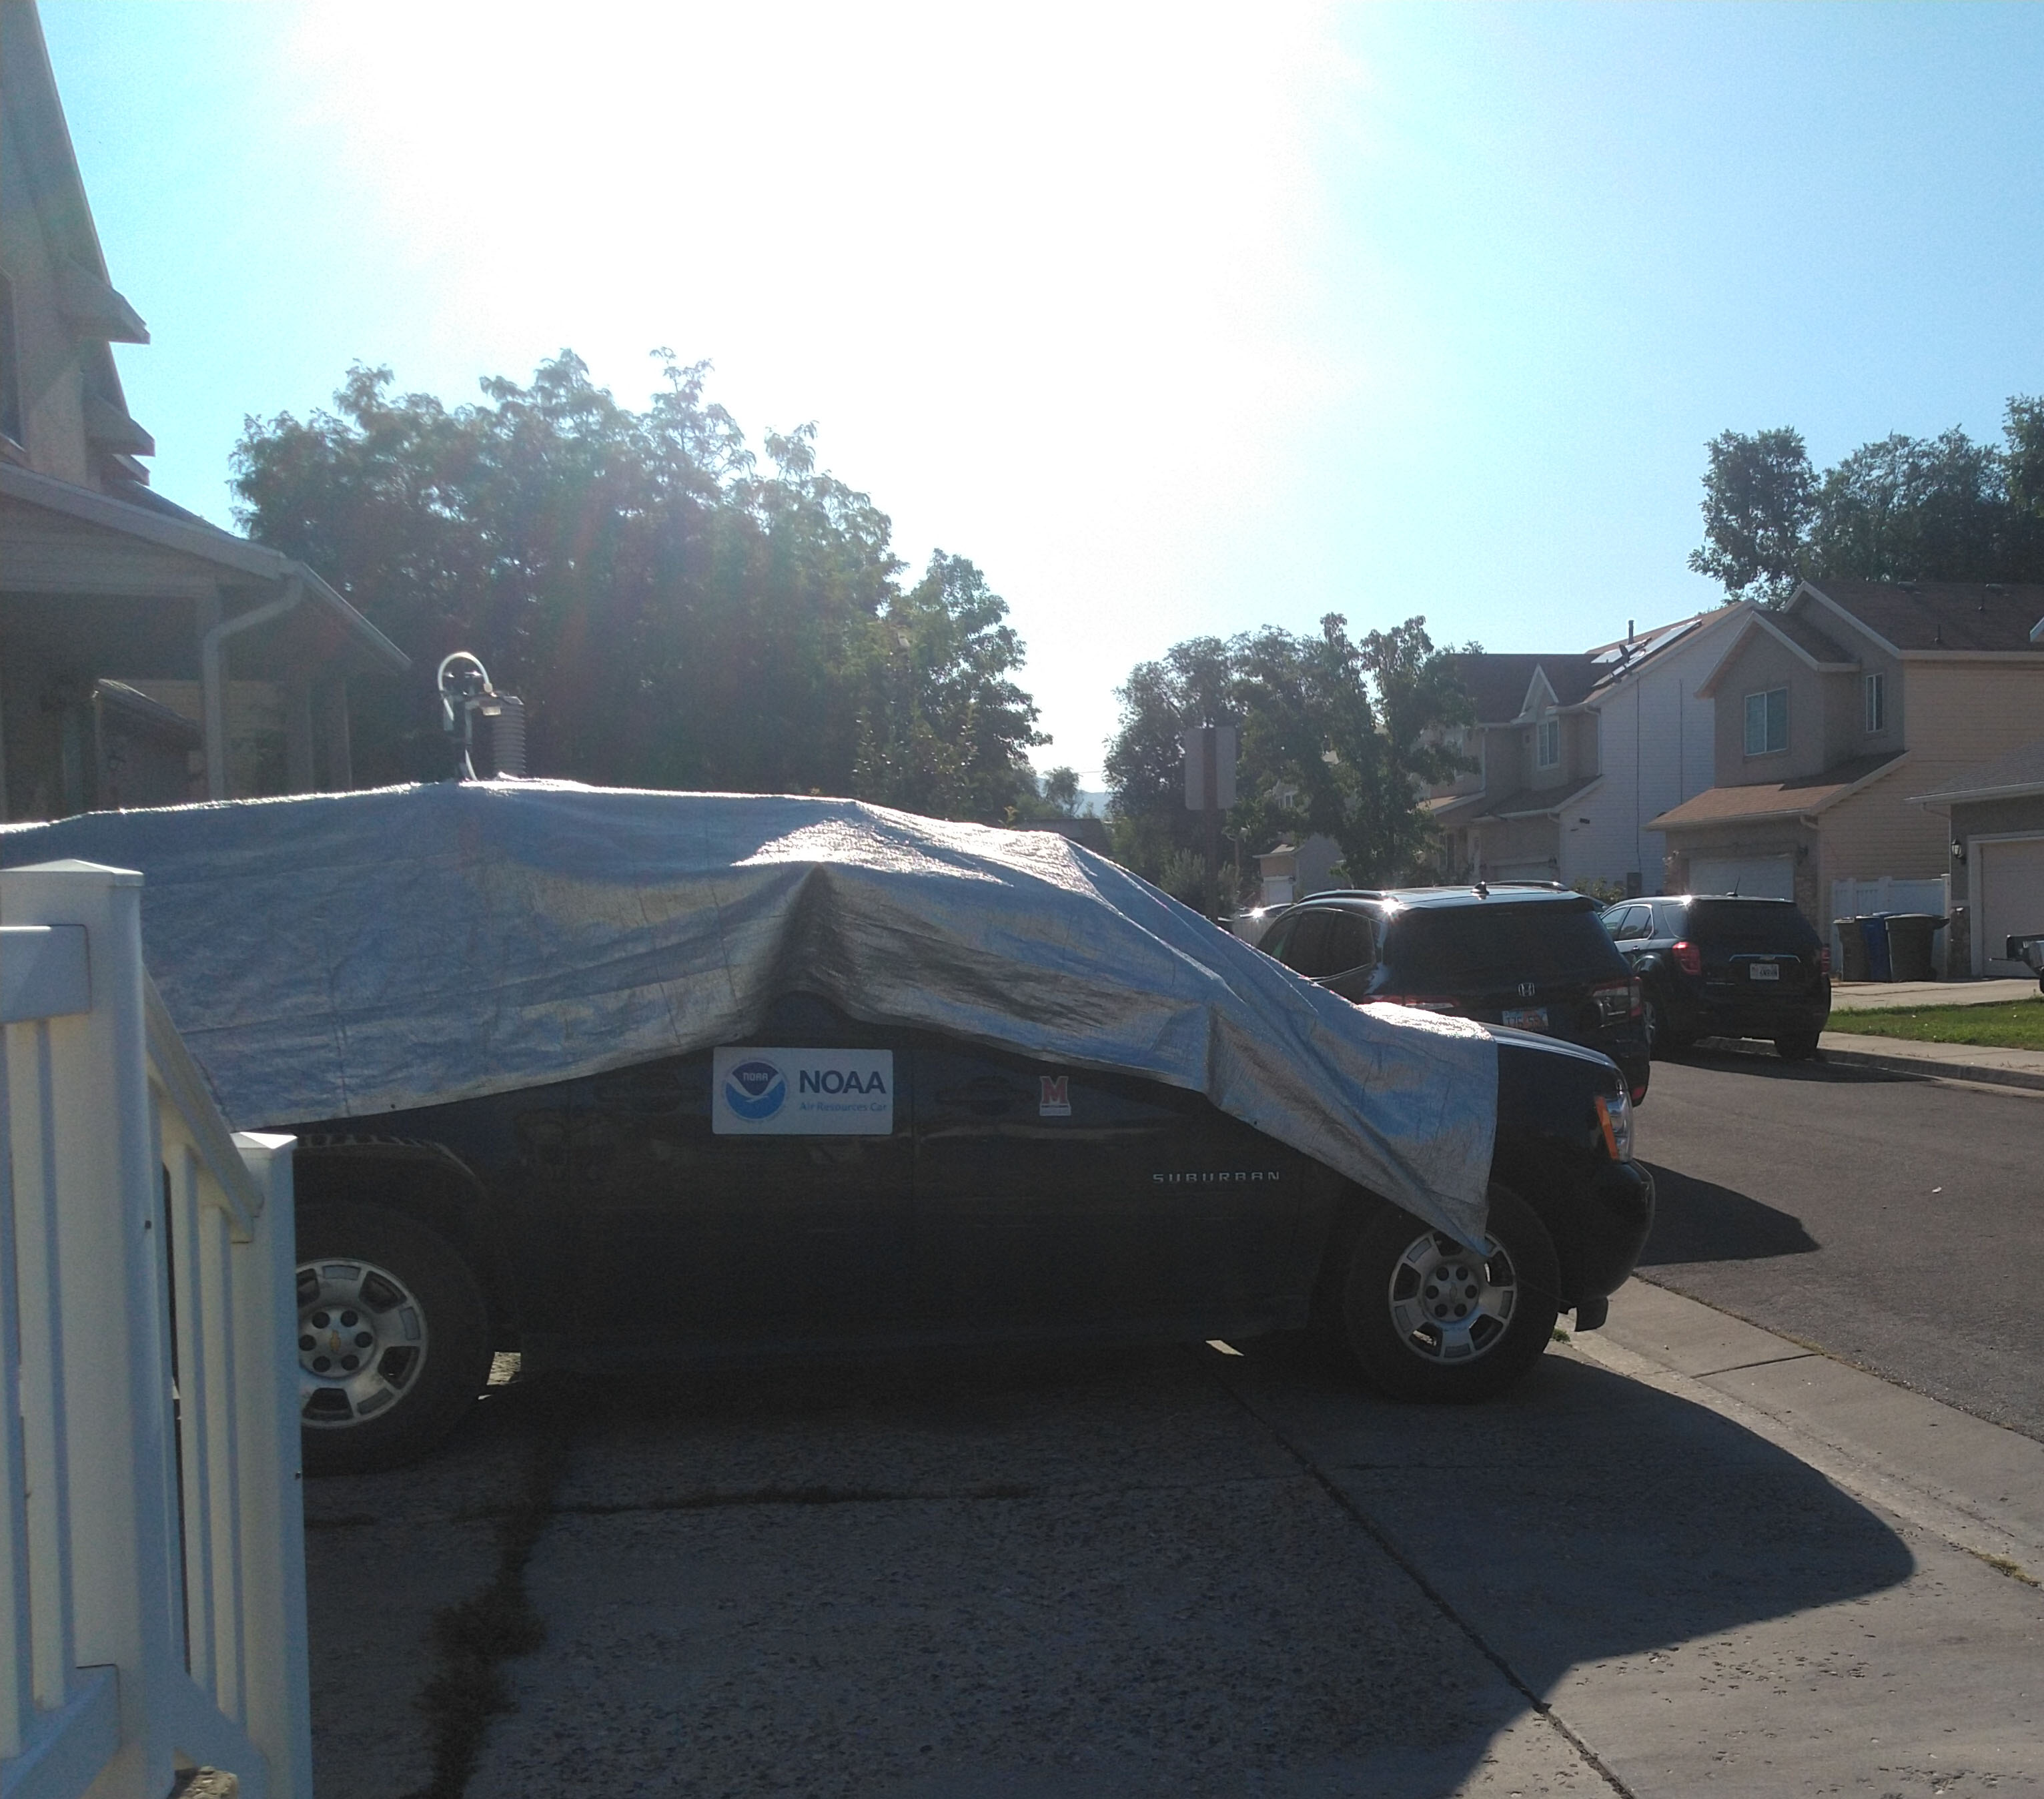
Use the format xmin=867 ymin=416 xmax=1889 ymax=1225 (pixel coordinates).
xmin=1589 ymin=978 xmax=1634 ymax=1026
xmin=1671 ymin=939 xmax=1702 ymax=977
xmin=1819 ymin=945 xmax=1832 ymax=977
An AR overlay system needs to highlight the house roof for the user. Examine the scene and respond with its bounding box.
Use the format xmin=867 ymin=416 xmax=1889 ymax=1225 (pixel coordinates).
xmin=0 ymin=460 xmax=410 ymax=674
xmin=1803 ymin=580 xmax=2044 ymax=654
xmin=0 ymin=3 xmax=153 ymax=468
xmin=1580 ymin=605 xmax=1744 ymax=696
xmin=1466 ymin=773 xmax=1602 ymax=822
xmin=1444 ymin=652 xmax=1599 ymax=722
xmin=1909 ymin=737 xmax=2044 ymax=807
xmin=1648 ymin=751 xmax=1907 ymax=831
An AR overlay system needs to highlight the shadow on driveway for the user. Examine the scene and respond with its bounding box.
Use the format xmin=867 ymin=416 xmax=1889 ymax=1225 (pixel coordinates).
xmin=339 ymin=1335 xmax=1923 ymax=1797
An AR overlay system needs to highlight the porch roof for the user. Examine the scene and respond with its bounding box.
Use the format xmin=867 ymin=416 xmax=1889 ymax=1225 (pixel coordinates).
xmin=1648 ymin=752 xmax=1906 ymax=831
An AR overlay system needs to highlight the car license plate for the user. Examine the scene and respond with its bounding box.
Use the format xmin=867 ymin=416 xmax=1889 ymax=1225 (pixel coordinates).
xmin=1502 ymin=1006 xmax=1548 ymax=1029
xmin=1748 ymin=962 xmax=1780 ymax=982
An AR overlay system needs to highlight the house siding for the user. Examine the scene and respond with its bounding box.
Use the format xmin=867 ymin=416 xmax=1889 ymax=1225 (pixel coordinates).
xmin=1710 ymin=631 xmax=1833 ymax=785
xmin=0 ymin=99 xmax=93 ymax=485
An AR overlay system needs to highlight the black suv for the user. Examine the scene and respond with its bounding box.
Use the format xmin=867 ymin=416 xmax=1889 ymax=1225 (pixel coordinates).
xmin=1599 ymin=895 xmax=1831 ymax=1060
xmin=1256 ymin=885 xmax=1650 ymax=1104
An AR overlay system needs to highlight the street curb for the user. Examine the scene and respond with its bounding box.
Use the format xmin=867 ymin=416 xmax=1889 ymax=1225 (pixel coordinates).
xmin=1816 ymin=1041 xmax=2044 ymax=1093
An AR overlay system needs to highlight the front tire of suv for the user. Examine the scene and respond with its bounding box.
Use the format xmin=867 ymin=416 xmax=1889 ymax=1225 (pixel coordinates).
xmin=1332 ymin=1185 xmax=1561 ymax=1403
xmin=296 ymin=1202 xmax=491 ymax=1475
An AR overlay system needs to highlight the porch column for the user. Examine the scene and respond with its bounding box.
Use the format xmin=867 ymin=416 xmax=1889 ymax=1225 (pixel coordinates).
xmin=195 ymin=589 xmax=227 ymax=800
xmin=284 ymin=674 xmax=316 ymax=793
xmin=318 ymin=679 xmax=352 ymax=790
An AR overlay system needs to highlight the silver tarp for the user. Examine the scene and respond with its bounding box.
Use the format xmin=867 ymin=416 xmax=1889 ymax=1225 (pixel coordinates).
xmin=1 ymin=781 xmax=1498 ymax=1242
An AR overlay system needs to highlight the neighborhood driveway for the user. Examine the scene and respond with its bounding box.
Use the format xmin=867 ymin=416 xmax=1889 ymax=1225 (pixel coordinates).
xmin=1635 ymin=1053 xmax=2044 ymax=1441
xmin=296 ymin=1330 xmax=2044 ymax=1798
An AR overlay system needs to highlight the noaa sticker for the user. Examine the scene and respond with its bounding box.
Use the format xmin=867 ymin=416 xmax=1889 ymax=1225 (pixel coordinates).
xmin=723 ymin=1059 xmax=787 ymax=1120
xmin=1039 ymin=1075 xmax=1071 ymax=1118
xmin=712 ymin=1048 xmax=894 ymax=1135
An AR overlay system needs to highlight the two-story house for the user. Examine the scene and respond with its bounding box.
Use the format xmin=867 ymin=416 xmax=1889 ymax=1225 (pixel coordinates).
xmin=1648 ymin=579 xmax=2044 ymax=936
xmin=0 ymin=1 xmax=406 ymax=822
xmin=1426 ymin=607 xmax=1738 ymax=893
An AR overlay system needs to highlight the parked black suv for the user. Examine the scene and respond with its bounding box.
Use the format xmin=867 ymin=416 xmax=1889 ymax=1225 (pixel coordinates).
xmin=1600 ymin=895 xmax=1831 ymax=1060
xmin=1256 ymin=885 xmax=1650 ymax=1104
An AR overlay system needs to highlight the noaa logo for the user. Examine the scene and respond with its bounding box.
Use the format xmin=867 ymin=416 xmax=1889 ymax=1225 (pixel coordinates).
xmin=723 ymin=1058 xmax=787 ymax=1120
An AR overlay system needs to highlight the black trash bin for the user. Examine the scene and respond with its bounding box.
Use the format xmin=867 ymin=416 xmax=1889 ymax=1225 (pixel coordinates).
xmin=1833 ymin=918 xmax=1867 ymax=983
xmin=1885 ymin=913 xmax=1940 ymax=983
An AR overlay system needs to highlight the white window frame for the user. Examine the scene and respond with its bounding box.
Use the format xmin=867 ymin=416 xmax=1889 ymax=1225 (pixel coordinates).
xmin=1743 ymin=687 xmax=1788 ymax=757
xmin=1864 ymin=671 xmax=1885 ymax=733
xmin=1536 ymin=716 xmax=1560 ymax=769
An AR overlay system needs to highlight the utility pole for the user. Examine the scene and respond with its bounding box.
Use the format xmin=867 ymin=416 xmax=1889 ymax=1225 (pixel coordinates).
xmin=1182 ymin=722 xmax=1237 ymax=922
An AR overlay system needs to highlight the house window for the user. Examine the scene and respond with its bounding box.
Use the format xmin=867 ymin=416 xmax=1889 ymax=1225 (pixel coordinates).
xmin=1536 ymin=717 xmax=1560 ymax=769
xmin=0 ymin=272 xmax=23 ymax=449
xmin=1743 ymin=687 xmax=1788 ymax=756
xmin=1864 ymin=672 xmax=1885 ymax=733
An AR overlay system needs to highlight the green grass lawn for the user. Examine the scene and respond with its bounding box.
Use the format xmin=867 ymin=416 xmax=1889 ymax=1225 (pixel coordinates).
xmin=1837 ymin=999 xmax=2044 ymax=1050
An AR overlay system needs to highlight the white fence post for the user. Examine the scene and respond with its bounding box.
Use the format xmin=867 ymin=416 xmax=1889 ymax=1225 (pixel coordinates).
xmin=1 ymin=861 xmax=311 ymax=1799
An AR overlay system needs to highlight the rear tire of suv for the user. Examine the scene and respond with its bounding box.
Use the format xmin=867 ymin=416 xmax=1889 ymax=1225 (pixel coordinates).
xmin=1332 ymin=1185 xmax=1561 ymax=1403
xmin=296 ymin=1202 xmax=491 ymax=1475
xmin=1774 ymin=1032 xmax=1821 ymax=1062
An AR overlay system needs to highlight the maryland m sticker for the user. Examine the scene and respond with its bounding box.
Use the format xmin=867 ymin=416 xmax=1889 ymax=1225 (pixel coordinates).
xmin=1039 ymin=1075 xmax=1071 ymax=1118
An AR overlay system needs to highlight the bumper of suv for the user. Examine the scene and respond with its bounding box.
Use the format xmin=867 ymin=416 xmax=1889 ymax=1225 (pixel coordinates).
xmin=1676 ymin=994 xmax=1830 ymax=1042
xmin=1564 ymin=1158 xmax=1656 ymax=1303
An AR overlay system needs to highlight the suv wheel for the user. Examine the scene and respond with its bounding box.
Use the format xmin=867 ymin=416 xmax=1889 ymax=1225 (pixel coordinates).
xmin=1330 ymin=1185 xmax=1560 ymax=1403
xmin=1774 ymin=1032 xmax=1821 ymax=1062
xmin=296 ymin=1202 xmax=490 ymax=1475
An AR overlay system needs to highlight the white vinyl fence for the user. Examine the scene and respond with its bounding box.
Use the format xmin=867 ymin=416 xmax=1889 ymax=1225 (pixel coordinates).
xmin=1830 ymin=875 xmax=1951 ymax=978
xmin=1 ymin=862 xmax=311 ymax=1799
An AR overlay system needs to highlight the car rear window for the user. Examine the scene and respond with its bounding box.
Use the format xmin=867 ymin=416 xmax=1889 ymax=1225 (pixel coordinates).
xmin=1686 ymin=900 xmax=1819 ymax=948
xmin=1382 ymin=902 xmax=1623 ymax=988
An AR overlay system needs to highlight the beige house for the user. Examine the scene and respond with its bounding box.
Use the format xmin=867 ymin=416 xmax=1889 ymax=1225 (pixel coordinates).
xmin=1648 ymin=579 xmax=2044 ymax=934
xmin=0 ymin=1 xmax=405 ymax=822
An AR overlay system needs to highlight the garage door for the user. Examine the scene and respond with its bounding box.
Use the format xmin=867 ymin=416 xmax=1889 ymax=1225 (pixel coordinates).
xmin=1688 ymin=855 xmax=1793 ymax=900
xmin=1977 ymin=836 xmax=2044 ymax=976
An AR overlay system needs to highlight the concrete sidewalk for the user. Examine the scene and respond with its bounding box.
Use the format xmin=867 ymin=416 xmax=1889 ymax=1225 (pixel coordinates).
xmin=1818 ymin=1026 xmax=2044 ymax=1092
xmin=1830 ymin=976 xmax=2037 ymax=1011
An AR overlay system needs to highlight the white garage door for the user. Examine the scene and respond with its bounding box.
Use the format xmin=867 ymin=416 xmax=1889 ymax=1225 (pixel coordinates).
xmin=1977 ymin=836 xmax=2044 ymax=976
xmin=1688 ymin=855 xmax=1793 ymax=900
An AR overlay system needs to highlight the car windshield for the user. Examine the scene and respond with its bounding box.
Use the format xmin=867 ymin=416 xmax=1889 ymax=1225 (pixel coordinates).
xmin=1383 ymin=902 xmax=1622 ymax=988
xmin=1687 ymin=900 xmax=1816 ymax=948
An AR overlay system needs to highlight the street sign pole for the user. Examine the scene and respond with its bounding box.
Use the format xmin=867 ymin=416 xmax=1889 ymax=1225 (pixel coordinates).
xmin=1202 ymin=727 xmax=1220 ymax=920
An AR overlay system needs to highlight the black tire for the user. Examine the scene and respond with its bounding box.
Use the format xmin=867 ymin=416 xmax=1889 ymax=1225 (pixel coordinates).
xmin=1642 ymin=994 xmax=1665 ymax=1060
xmin=1330 ymin=1185 xmax=1561 ymax=1403
xmin=1774 ymin=1033 xmax=1821 ymax=1062
xmin=296 ymin=1202 xmax=490 ymax=1475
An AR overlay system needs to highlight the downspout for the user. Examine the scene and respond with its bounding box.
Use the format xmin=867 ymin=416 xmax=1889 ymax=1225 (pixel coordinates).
xmin=200 ymin=571 xmax=305 ymax=801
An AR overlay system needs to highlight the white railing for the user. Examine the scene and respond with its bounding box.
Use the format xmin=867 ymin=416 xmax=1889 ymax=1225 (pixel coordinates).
xmin=1 ymin=863 xmax=311 ymax=1799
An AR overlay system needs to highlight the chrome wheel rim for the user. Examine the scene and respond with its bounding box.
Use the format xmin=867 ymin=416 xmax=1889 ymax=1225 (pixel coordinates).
xmin=297 ymin=1256 xmax=429 ymax=1429
xmin=1386 ymin=1230 xmax=1518 ymax=1364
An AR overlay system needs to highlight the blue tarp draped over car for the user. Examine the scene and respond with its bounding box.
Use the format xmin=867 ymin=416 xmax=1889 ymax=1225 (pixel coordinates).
xmin=1 ymin=782 xmax=1499 ymax=1244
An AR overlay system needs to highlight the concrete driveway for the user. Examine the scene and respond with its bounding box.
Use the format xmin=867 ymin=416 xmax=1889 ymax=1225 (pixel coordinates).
xmin=305 ymin=1296 xmax=2043 ymax=1798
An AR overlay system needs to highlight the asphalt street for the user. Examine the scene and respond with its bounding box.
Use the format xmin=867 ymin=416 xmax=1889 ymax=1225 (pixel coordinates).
xmin=1632 ymin=1049 xmax=2044 ymax=1442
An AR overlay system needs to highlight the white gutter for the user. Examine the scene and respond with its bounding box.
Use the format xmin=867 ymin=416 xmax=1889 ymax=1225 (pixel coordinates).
xmin=199 ymin=575 xmax=304 ymax=800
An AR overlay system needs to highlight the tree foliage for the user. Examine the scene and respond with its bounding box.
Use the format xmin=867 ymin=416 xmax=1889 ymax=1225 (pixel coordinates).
xmin=1104 ymin=615 xmax=1473 ymax=908
xmin=1689 ymin=398 xmax=2044 ymax=603
xmin=232 ymin=354 xmax=1046 ymax=814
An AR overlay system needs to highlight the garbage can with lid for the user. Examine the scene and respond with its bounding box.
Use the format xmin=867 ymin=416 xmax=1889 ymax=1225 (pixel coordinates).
xmin=1859 ymin=914 xmax=1893 ymax=982
xmin=1833 ymin=918 xmax=1868 ymax=983
xmin=1885 ymin=913 xmax=1941 ymax=983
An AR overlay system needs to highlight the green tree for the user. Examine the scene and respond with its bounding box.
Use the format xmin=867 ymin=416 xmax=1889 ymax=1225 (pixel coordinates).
xmin=1105 ymin=616 xmax=1473 ymax=906
xmin=1689 ymin=400 xmax=2044 ymax=602
xmin=232 ymin=354 xmax=1045 ymax=817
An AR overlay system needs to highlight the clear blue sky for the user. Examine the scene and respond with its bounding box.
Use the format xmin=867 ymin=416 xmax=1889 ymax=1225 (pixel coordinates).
xmin=39 ymin=2 xmax=2044 ymax=783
